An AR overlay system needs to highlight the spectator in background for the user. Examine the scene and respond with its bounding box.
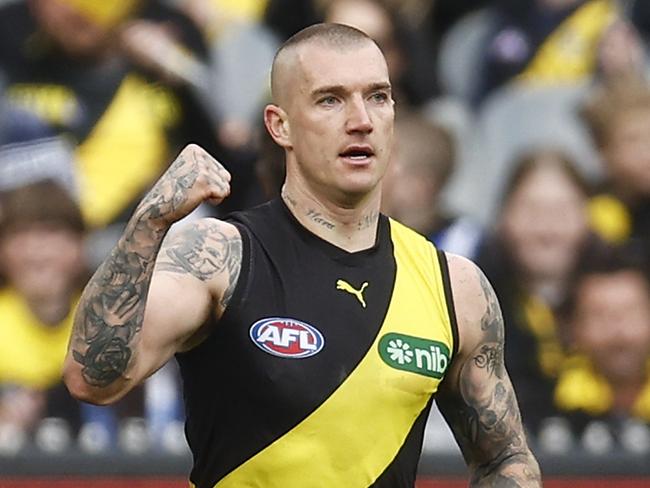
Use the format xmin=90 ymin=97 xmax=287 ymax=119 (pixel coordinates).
xmin=581 ymin=77 xmax=650 ymax=260
xmin=0 ymin=175 xmax=148 ymax=452
xmin=429 ymin=0 xmax=490 ymax=43
xmin=476 ymin=149 xmax=596 ymax=433
xmin=596 ymin=18 xmax=647 ymax=83
xmin=176 ymin=0 xmax=283 ymax=211
xmin=381 ymin=113 xmax=482 ymax=258
xmin=0 ymin=108 xmax=181 ymax=452
xmin=0 ymin=0 xmax=218 ymax=230
xmin=555 ymin=246 xmax=650 ymax=444
xmin=0 ymin=180 xmax=86 ymax=442
xmin=471 ymin=0 xmax=619 ymax=105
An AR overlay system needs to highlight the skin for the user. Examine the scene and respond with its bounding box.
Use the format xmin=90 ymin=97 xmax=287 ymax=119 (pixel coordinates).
xmin=63 ymin=145 xmax=236 ymax=402
xmin=439 ymin=255 xmax=541 ymax=486
xmin=500 ymin=160 xmax=588 ymax=288
xmin=64 ymin=33 xmax=540 ymax=486
xmin=266 ymin=40 xmax=394 ymax=252
xmin=0 ymin=224 xmax=84 ymax=324
xmin=603 ymin=107 xmax=650 ymax=201
xmin=29 ymin=0 xmax=113 ymax=58
xmin=572 ymin=271 xmax=650 ymax=396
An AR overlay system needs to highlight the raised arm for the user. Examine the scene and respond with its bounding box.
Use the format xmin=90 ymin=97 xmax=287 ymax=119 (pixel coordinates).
xmin=63 ymin=144 xmax=237 ymax=405
xmin=437 ymin=253 xmax=542 ymax=487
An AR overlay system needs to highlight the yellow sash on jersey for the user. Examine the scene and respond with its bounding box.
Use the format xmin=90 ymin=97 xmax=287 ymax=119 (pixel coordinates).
xmin=208 ymin=220 xmax=455 ymax=488
xmin=517 ymin=0 xmax=617 ymax=84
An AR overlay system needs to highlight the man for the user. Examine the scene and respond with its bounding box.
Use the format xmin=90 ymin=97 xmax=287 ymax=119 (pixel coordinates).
xmin=554 ymin=245 xmax=650 ymax=435
xmin=64 ymin=23 xmax=541 ymax=487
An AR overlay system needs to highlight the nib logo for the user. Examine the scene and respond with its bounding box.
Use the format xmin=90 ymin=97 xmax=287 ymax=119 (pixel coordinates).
xmin=379 ymin=333 xmax=450 ymax=379
xmin=386 ymin=338 xmax=414 ymax=365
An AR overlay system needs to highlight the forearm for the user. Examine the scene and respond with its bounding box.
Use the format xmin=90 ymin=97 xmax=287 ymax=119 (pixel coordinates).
xmin=64 ymin=144 xmax=231 ymax=403
xmin=470 ymin=449 xmax=541 ymax=487
xmin=64 ymin=209 xmax=168 ymax=403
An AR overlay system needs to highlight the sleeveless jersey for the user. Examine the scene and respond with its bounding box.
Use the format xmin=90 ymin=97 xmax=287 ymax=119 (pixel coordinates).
xmin=176 ymin=198 xmax=459 ymax=488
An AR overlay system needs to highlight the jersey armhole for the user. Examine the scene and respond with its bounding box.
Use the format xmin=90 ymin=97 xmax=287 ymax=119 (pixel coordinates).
xmin=436 ymin=249 xmax=460 ymax=360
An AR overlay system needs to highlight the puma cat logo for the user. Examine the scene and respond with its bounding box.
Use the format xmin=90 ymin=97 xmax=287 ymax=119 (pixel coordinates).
xmin=336 ymin=279 xmax=369 ymax=308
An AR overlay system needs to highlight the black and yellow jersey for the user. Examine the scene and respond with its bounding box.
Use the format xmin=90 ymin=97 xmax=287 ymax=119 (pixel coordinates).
xmin=176 ymin=198 xmax=459 ymax=488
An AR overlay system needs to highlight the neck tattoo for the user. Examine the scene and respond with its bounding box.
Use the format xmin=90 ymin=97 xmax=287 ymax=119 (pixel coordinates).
xmin=357 ymin=211 xmax=379 ymax=231
xmin=282 ymin=188 xmax=298 ymax=208
xmin=306 ymin=208 xmax=336 ymax=230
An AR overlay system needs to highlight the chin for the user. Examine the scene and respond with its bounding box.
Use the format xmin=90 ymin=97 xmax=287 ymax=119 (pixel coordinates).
xmin=337 ymin=177 xmax=381 ymax=198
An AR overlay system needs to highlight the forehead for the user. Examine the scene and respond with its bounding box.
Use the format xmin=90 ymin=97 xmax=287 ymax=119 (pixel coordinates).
xmin=578 ymin=271 xmax=650 ymax=306
xmin=512 ymin=165 xmax=581 ymax=201
xmin=293 ymin=41 xmax=389 ymax=92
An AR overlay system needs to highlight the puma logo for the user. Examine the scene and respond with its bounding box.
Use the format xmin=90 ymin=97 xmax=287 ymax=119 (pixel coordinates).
xmin=336 ymin=279 xmax=369 ymax=308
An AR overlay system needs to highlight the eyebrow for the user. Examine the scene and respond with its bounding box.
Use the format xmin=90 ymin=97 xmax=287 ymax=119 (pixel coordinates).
xmin=311 ymin=82 xmax=392 ymax=98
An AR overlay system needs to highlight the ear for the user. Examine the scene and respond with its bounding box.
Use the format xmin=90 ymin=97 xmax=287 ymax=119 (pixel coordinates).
xmin=264 ymin=104 xmax=291 ymax=149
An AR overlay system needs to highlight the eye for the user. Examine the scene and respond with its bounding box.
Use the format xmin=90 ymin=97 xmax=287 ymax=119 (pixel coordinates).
xmin=318 ymin=95 xmax=339 ymax=106
xmin=370 ymin=92 xmax=389 ymax=103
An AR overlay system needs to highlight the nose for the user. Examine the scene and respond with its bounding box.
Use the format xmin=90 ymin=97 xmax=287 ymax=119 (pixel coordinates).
xmin=345 ymin=95 xmax=373 ymax=134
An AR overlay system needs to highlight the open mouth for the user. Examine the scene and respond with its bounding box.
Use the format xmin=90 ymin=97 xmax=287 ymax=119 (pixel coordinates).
xmin=339 ymin=146 xmax=375 ymax=161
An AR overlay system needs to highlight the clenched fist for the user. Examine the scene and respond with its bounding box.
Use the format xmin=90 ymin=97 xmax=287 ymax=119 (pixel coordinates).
xmin=135 ymin=144 xmax=231 ymax=228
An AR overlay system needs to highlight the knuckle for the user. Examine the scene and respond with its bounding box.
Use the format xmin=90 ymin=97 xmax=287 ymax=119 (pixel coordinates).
xmin=180 ymin=144 xmax=195 ymax=156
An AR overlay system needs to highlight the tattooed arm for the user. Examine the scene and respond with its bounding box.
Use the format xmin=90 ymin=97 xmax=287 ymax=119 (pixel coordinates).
xmin=437 ymin=254 xmax=541 ymax=487
xmin=63 ymin=144 xmax=239 ymax=404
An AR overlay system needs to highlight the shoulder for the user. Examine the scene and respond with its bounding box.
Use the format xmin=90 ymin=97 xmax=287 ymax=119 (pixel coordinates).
xmin=155 ymin=217 xmax=243 ymax=314
xmin=162 ymin=217 xmax=240 ymax=253
xmin=157 ymin=218 xmax=242 ymax=285
xmin=444 ymin=253 xmax=503 ymax=356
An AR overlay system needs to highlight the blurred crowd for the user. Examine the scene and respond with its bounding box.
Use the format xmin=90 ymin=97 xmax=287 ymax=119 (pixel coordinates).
xmin=0 ymin=0 xmax=649 ymax=459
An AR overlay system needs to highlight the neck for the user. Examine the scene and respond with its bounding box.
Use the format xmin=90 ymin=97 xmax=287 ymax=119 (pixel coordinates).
xmin=610 ymin=376 xmax=646 ymax=414
xmin=281 ymin=184 xmax=381 ymax=252
xmin=526 ymin=275 xmax=567 ymax=306
xmin=25 ymin=292 xmax=73 ymax=326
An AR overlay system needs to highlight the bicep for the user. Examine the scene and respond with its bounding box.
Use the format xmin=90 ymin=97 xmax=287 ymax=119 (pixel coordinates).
xmin=136 ymin=268 xmax=212 ymax=377
xmin=134 ymin=218 xmax=242 ymax=380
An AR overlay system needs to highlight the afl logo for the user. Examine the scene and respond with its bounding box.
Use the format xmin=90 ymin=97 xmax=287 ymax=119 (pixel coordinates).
xmin=249 ymin=317 xmax=325 ymax=359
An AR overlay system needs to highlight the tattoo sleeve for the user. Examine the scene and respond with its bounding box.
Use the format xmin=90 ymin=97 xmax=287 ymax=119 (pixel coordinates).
xmin=156 ymin=220 xmax=242 ymax=309
xmin=70 ymin=217 xmax=242 ymax=390
xmin=437 ymin=267 xmax=542 ymax=487
xmin=69 ymin=157 xmax=196 ymax=388
xmin=70 ymin=215 xmax=166 ymax=388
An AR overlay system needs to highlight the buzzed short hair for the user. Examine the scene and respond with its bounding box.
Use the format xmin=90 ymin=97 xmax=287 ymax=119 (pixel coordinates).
xmin=270 ymin=23 xmax=377 ymax=102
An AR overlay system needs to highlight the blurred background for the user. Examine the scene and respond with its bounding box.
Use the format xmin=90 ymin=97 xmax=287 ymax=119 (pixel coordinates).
xmin=0 ymin=0 xmax=649 ymax=486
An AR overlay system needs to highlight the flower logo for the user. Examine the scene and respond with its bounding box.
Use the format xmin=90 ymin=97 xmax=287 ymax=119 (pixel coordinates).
xmin=386 ymin=338 xmax=413 ymax=365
